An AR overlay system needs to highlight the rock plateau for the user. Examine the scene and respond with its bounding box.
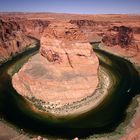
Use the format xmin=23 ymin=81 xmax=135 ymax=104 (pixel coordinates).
xmin=12 ymin=22 xmax=99 ymax=106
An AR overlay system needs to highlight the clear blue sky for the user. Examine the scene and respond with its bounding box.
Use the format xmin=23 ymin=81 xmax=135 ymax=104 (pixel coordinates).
xmin=0 ymin=0 xmax=140 ymax=14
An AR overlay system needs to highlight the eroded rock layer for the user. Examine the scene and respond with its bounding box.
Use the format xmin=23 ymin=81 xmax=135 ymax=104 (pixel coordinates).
xmin=12 ymin=22 xmax=99 ymax=105
xmin=102 ymin=26 xmax=135 ymax=48
xmin=0 ymin=19 xmax=34 ymax=64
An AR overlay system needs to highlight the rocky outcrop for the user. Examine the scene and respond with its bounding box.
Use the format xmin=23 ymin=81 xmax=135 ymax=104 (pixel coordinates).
xmin=19 ymin=19 xmax=50 ymax=39
xmin=41 ymin=21 xmax=87 ymax=41
xmin=69 ymin=20 xmax=107 ymax=42
xmin=0 ymin=16 xmax=50 ymax=64
xmin=102 ymin=26 xmax=135 ymax=48
xmin=69 ymin=20 xmax=108 ymax=28
xmin=12 ymin=22 xmax=99 ymax=106
xmin=70 ymin=20 xmax=96 ymax=28
xmin=0 ymin=18 xmax=34 ymax=64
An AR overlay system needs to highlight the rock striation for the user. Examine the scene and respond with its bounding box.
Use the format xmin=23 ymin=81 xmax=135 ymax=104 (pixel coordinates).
xmin=69 ymin=19 xmax=107 ymax=42
xmin=0 ymin=18 xmax=34 ymax=64
xmin=102 ymin=26 xmax=135 ymax=48
xmin=18 ymin=19 xmax=50 ymax=39
xmin=0 ymin=17 xmax=51 ymax=64
xmin=12 ymin=22 xmax=99 ymax=107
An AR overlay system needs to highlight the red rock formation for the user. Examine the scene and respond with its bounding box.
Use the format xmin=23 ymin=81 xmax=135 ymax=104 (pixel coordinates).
xmin=12 ymin=22 xmax=99 ymax=106
xmin=70 ymin=20 xmax=96 ymax=27
xmin=18 ymin=19 xmax=50 ymax=39
xmin=41 ymin=22 xmax=87 ymax=41
xmin=102 ymin=26 xmax=135 ymax=48
xmin=69 ymin=20 xmax=108 ymax=42
xmin=69 ymin=20 xmax=109 ymax=29
xmin=0 ymin=18 xmax=34 ymax=64
xmin=0 ymin=16 xmax=50 ymax=64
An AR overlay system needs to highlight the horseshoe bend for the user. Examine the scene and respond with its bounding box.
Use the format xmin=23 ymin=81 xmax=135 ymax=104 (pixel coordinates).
xmin=0 ymin=13 xmax=140 ymax=140
xmin=12 ymin=22 xmax=100 ymax=115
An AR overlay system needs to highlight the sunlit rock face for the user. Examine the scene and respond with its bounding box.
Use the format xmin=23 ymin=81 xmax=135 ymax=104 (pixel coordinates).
xmin=41 ymin=21 xmax=87 ymax=41
xmin=0 ymin=18 xmax=33 ymax=64
xmin=19 ymin=19 xmax=50 ymax=39
xmin=69 ymin=19 xmax=107 ymax=42
xmin=12 ymin=22 xmax=99 ymax=105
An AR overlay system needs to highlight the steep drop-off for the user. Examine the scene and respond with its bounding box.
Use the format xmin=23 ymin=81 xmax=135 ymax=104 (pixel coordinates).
xmin=0 ymin=17 xmax=51 ymax=65
xmin=0 ymin=18 xmax=34 ymax=64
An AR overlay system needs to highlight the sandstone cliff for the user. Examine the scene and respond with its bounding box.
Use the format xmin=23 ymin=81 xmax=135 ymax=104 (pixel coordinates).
xmin=18 ymin=19 xmax=50 ymax=39
xmin=0 ymin=18 xmax=34 ymax=64
xmin=69 ymin=19 xmax=108 ymax=42
xmin=0 ymin=17 xmax=51 ymax=64
xmin=102 ymin=26 xmax=136 ymax=48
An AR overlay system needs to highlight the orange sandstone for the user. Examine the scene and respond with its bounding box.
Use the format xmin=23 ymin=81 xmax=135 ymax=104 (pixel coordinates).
xmin=12 ymin=22 xmax=99 ymax=106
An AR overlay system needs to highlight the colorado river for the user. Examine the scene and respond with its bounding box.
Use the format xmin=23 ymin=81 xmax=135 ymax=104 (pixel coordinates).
xmin=0 ymin=44 xmax=139 ymax=138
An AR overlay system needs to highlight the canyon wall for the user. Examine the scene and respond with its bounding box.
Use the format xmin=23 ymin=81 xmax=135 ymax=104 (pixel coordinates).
xmin=102 ymin=26 xmax=135 ymax=48
xmin=18 ymin=19 xmax=50 ymax=39
xmin=0 ymin=18 xmax=34 ymax=64
xmin=1 ymin=14 xmax=139 ymax=66
xmin=69 ymin=19 xmax=109 ymax=42
xmin=0 ymin=17 xmax=50 ymax=64
xmin=70 ymin=19 xmax=140 ymax=48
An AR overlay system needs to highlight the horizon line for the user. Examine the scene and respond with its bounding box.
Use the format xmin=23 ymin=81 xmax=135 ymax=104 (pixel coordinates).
xmin=0 ymin=11 xmax=140 ymax=16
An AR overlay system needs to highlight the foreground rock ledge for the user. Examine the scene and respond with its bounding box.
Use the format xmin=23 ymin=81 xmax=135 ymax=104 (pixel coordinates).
xmin=12 ymin=22 xmax=99 ymax=110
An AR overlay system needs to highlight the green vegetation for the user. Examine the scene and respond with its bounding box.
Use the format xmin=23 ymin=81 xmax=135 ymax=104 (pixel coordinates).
xmin=26 ymin=96 xmax=46 ymax=112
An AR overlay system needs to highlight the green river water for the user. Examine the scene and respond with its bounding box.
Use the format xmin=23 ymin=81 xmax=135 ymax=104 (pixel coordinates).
xmin=0 ymin=45 xmax=140 ymax=139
